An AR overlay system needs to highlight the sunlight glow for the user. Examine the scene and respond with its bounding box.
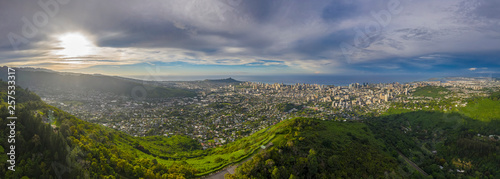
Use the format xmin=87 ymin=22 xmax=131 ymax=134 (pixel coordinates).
xmin=56 ymin=33 xmax=95 ymax=58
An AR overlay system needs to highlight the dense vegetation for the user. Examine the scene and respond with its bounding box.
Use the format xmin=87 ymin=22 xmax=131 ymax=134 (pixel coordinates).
xmin=276 ymin=103 xmax=302 ymax=112
xmin=368 ymin=91 xmax=500 ymax=178
xmin=226 ymin=118 xmax=400 ymax=178
xmin=0 ymin=81 xmax=200 ymax=178
xmin=412 ymin=86 xmax=449 ymax=98
xmin=459 ymin=92 xmax=500 ymax=122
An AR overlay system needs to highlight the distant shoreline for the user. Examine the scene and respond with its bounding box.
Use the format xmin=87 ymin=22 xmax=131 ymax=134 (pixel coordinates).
xmin=125 ymin=74 xmax=436 ymax=86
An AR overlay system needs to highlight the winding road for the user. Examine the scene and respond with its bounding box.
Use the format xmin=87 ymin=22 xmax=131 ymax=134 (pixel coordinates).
xmin=203 ymin=142 xmax=274 ymax=179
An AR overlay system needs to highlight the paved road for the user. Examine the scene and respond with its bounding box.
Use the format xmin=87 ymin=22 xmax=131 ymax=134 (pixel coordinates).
xmin=203 ymin=142 xmax=274 ymax=179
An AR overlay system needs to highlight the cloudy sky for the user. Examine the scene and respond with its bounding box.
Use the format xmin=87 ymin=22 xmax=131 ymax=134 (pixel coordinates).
xmin=1 ymin=0 xmax=499 ymax=77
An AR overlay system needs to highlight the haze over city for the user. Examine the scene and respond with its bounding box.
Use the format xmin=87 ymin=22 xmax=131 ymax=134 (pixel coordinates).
xmin=1 ymin=0 xmax=499 ymax=79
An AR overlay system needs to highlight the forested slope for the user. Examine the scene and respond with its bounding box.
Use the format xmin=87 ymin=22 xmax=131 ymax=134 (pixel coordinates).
xmin=0 ymin=80 xmax=281 ymax=178
xmin=226 ymin=118 xmax=400 ymax=179
xmin=368 ymin=92 xmax=500 ymax=178
xmin=0 ymin=81 xmax=200 ymax=178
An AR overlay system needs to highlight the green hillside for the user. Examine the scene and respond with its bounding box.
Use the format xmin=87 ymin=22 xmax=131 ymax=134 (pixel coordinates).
xmin=413 ymin=86 xmax=450 ymax=98
xmin=369 ymin=110 xmax=500 ymax=178
xmin=459 ymin=92 xmax=500 ymax=122
xmin=226 ymin=118 xmax=399 ymax=178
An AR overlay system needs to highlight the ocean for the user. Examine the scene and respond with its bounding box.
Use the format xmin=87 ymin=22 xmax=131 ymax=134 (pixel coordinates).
xmin=129 ymin=74 xmax=434 ymax=86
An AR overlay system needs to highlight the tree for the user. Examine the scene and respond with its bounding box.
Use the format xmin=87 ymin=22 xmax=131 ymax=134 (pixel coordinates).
xmin=265 ymin=159 xmax=275 ymax=169
xmin=31 ymin=134 xmax=41 ymax=149
xmin=289 ymin=174 xmax=299 ymax=179
xmin=133 ymin=165 xmax=144 ymax=177
xmin=271 ymin=167 xmax=281 ymax=179
xmin=308 ymin=149 xmax=318 ymax=177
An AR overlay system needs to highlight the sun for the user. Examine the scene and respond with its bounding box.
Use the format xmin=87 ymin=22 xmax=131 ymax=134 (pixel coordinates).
xmin=56 ymin=33 xmax=95 ymax=58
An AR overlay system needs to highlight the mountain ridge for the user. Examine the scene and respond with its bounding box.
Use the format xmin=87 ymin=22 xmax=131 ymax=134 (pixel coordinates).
xmin=0 ymin=66 xmax=196 ymax=99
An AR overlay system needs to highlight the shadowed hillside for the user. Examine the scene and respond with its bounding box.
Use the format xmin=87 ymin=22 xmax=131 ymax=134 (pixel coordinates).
xmin=0 ymin=67 xmax=196 ymax=99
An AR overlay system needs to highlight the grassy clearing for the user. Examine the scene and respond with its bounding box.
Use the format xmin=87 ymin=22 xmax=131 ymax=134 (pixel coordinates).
xmin=460 ymin=98 xmax=500 ymax=122
xmin=110 ymin=119 xmax=290 ymax=176
xmin=413 ymin=86 xmax=449 ymax=98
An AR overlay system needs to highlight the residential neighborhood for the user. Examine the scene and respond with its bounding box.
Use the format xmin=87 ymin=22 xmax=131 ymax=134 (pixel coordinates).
xmin=39 ymin=77 xmax=499 ymax=148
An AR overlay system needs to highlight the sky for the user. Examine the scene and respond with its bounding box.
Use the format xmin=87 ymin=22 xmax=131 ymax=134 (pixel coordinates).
xmin=0 ymin=0 xmax=499 ymax=78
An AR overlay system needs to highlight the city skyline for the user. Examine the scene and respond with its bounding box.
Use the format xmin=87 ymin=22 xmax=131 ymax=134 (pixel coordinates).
xmin=1 ymin=0 xmax=499 ymax=77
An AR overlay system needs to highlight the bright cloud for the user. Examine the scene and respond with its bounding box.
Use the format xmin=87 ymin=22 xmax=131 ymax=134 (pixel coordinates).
xmin=0 ymin=0 xmax=499 ymax=76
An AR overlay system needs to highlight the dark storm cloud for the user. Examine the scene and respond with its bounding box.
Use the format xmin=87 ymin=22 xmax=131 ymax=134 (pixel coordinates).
xmin=0 ymin=0 xmax=330 ymax=56
xmin=1 ymin=0 xmax=500 ymax=74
